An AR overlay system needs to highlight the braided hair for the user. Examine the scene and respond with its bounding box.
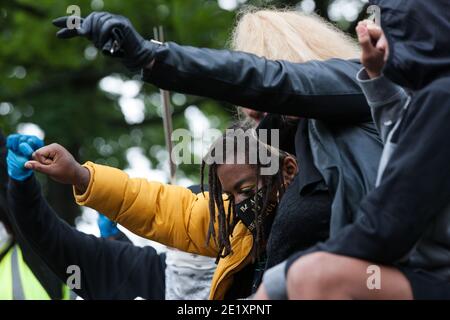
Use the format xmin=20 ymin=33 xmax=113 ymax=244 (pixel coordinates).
xmin=201 ymin=122 xmax=289 ymax=262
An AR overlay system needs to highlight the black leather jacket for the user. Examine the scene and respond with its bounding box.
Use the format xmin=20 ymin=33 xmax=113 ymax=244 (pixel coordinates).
xmin=143 ymin=42 xmax=372 ymax=123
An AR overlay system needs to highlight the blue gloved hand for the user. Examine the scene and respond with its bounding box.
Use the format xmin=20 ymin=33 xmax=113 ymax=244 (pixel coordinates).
xmin=6 ymin=134 xmax=44 ymax=181
xmin=97 ymin=214 xmax=120 ymax=238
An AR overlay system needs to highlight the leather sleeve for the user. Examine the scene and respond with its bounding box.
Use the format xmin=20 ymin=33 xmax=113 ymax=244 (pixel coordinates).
xmin=143 ymin=42 xmax=372 ymax=123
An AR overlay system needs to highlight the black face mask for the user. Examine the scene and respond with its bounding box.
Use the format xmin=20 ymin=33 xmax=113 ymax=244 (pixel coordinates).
xmin=234 ymin=187 xmax=277 ymax=237
xmin=234 ymin=187 xmax=278 ymax=294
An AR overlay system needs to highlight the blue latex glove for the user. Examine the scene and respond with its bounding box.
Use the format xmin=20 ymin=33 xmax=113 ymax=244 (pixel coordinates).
xmin=6 ymin=134 xmax=44 ymax=181
xmin=97 ymin=214 xmax=120 ymax=238
xmin=7 ymin=134 xmax=44 ymax=152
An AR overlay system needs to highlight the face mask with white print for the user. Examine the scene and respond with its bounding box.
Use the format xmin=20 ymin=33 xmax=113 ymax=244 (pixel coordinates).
xmin=234 ymin=186 xmax=278 ymax=236
xmin=0 ymin=221 xmax=12 ymax=254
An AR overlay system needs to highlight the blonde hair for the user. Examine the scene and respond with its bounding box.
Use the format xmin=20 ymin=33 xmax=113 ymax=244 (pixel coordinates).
xmin=230 ymin=7 xmax=360 ymax=62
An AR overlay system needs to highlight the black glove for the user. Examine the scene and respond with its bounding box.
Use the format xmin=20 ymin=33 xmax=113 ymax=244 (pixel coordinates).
xmin=53 ymin=12 xmax=157 ymax=72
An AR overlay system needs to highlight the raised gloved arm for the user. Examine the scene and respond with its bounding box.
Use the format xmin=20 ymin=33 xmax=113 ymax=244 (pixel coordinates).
xmin=53 ymin=12 xmax=157 ymax=72
xmin=52 ymin=11 xmax=372 ymax=122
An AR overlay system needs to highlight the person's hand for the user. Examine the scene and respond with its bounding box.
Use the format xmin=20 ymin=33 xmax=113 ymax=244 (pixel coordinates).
xmin=356 ymin=20 xmax=389 ymax=79
xmin=24 ymin=143 xmax=90 ymax=194
xmin=6 ymin=134 xmax=44 ymax=181
xmin=52 ymin=12 xmax=157 ymax=72
xmin=97 ymin=214 xmax=120 ymax=239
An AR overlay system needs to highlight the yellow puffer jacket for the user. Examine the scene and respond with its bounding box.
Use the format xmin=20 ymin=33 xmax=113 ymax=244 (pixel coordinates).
xmin=74 ymin=162 xmax=254 ymax=300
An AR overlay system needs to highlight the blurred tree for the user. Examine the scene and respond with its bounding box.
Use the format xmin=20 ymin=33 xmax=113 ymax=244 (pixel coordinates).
xmin=0 ymin=0 xmax=366 ymax=224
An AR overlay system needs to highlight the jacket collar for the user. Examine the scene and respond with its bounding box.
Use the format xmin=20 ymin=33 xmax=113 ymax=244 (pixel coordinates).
xmin=295 ymin=119 xmax=327 ymax=195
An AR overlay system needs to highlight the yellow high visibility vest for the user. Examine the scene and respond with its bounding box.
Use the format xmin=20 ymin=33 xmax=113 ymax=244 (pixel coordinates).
xmin=0 ymin=245 xmax=72 ymax=300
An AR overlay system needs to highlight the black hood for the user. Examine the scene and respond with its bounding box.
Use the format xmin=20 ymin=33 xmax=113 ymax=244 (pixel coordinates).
xmin=371 ymin=0 xmax=450 ymax=90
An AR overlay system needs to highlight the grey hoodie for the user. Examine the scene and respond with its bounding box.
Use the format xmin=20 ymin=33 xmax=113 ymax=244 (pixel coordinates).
xmin=264 ymin=67 xmax=450 ymax=299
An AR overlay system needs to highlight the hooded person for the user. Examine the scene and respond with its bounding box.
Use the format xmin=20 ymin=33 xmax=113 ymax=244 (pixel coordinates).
xmin=373 ymin=0 xmax=450 ymax=90
xmin=261 ymin=1 xmax=450 ymax=300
